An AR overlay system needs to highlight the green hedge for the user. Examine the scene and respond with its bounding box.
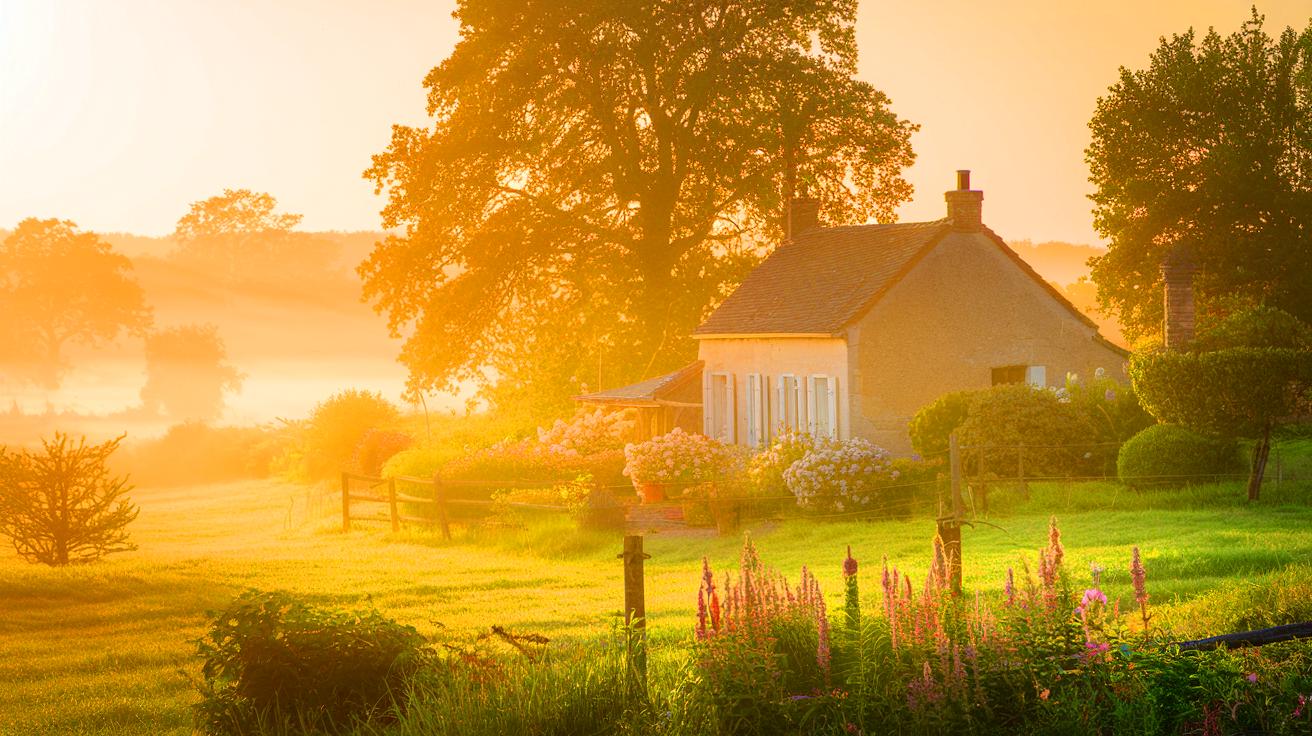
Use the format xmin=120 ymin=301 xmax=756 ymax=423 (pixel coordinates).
xmin=1116 ymin=424 xmax=1245 ymax=488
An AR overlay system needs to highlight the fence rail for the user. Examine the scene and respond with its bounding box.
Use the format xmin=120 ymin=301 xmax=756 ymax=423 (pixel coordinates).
xmin=340 ymin=471 xmax=573 ymax=539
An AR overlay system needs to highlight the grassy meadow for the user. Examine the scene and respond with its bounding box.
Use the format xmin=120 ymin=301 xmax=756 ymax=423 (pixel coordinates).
xmin=2 ymin=475 xmax=1312 ymax=735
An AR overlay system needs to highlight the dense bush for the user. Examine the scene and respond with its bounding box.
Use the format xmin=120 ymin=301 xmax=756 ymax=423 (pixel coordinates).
xmin=194 ymin=590 xmax=431 ymax=735
xmin=907 ymin=389 xmax=975 ymax=459
xmin=956 ymin=383 xmax=1092 ymax=477
xmin=298 ymin=389 xmax=400 ymax=480
xmin=1117 ymin=424 xmax=1245 ymax=488
xmin=116 ymin=422 xmax=286 ymax=487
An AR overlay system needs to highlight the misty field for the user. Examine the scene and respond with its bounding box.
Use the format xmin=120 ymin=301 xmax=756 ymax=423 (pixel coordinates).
xmin=0 ymin=478 xmax=1309 ymax=736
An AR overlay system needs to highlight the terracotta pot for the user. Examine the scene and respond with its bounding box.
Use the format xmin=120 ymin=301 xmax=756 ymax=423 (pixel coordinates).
xmin=638 ymin=481 xmax=667 ymax=504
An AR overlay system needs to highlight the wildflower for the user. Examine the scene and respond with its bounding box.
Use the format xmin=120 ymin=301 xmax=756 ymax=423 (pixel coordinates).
xmin=696 ymin=588 xmax=708 ymax=640
xmin=1130 ymin=546 xmax=1150 ymax=631
xmin=1039 ymin=688 xmax=1050 ymax=700
xmin=1246 ymin=673 xmax=1258 ymax=683
xmin=843 ymin=546 xmax=858 ymax=578
xmin=1089 ymin=561 xmax=1105 ymax=587
xmin=1004 ymin=567 xmax=1016 ymax=606
xmin=1293 ymin=694 xmax=1307 ymax=718
xmin=1046 ymin=517 xmax=1064 ymax=569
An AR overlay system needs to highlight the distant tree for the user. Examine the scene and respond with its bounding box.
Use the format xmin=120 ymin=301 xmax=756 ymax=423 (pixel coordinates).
xmin=363 ymin=0 xmax=917 ymax=412
xmin=172 ymin=189 xmax=339 ymax=285
xmin=1086 ymin=11 xmax=1312 ymax=341
xmin=1131 ymin=306 xmax=1312 ymax=500
xmin=0 ymin=433 xmax=140 ymax=566
xmin=140 ymin=324 xmax=244 ymax=422
xmin=0 ymin=219 xmax=153 ymax=387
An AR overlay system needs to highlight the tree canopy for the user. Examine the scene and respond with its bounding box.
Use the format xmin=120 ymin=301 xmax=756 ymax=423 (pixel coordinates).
xmin=0 ymin=218 xmax=152 ymax=387
xmin=1086 ymin=10 xmax=1312 ymax=341
xmin=172 ymin=189 xmax=340 ymax=288
xmin=362 ymin=0 xmax=916 ymax=414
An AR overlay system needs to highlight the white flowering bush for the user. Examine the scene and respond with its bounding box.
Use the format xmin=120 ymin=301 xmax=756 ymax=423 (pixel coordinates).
xmin=536 ymin=409 xmax=634 ymax=457
xmin=782 ymin=438 xmax=897 ymax=512
xmin=623 ymin=428 xmax=737 ymax=485
xmin=747 ymin=429 xmax=837 ymax=497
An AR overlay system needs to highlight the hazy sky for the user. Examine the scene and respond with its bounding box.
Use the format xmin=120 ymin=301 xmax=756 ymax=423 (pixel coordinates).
xmin=1 ymin=1 xmax=1308 ymax=245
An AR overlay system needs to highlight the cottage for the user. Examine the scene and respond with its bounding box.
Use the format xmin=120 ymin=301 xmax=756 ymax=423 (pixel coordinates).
xmin=578 ymin=171 xmax=1128 ymax=453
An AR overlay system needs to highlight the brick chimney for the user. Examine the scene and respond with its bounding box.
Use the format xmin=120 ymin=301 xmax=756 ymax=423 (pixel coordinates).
xmin=944 ymin=169 xmax=983 ymax=231
xmin=1161 ymin=248 xmax=1198 ymax=350
xmin=787 ymin=197 xmax=820 ymax=239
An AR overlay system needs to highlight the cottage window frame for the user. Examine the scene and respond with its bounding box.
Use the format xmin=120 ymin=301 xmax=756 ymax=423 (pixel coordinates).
xmin=806 ymin=374 xmax=838 ymax=440
xmin=776 ymin=373 xmax=802 ymax=434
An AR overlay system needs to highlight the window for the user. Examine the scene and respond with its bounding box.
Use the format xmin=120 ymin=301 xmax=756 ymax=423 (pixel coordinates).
xmin=1025 ymin=365 xmax=1047 ymax=388
xmin=806 ymin=374 xmax=838 ymax=439
xmin=991 ymin=365 xmax=1026 ymax=385
xmin=776 ymin=374 xmax=802 ymax=433
xmin=991 ymin=364 xmax=1047 ymax=388
xmin=745 ymin=373 xmax=768 ymax=448
xmin=703 ymin=372 xmax=735 ymax=442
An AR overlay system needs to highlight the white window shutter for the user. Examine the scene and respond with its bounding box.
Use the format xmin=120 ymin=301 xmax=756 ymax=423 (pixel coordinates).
xmin=702 ymin=371 xmax=712 ymax=435
xmin=827 ymin=376 xmax=839 ymax=439
xmin=806 ymin=376 xmax=816 ymax=435
xmin=726 ymin=373 xmax=737 ymax=443
xmin=760 ymin=374 xmax=770 ymax=444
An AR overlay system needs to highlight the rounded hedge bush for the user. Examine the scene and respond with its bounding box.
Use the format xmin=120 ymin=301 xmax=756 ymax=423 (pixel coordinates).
xmin=1116 ymin=424 xmax=1245 ymax=487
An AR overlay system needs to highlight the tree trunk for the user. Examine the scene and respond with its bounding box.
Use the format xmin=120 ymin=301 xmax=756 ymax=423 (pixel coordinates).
xmin=1246 ymin=425 xmax=1272 ymax=502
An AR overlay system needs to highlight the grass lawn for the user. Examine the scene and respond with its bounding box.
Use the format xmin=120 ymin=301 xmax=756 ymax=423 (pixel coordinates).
xmin=2 ymin=477 xmax=1311 ymax=735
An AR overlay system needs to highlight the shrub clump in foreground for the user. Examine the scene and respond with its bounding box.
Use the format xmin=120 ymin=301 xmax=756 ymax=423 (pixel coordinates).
xmin=1117 ymin=424 xmax=1245 ymax=488
xmin=194 ymin=590 xmax=431 ymax=735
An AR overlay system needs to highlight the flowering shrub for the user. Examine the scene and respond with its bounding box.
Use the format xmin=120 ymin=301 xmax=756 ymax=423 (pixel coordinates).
xmin=351 ymin=429 xmax=414 ymax=476
xmin=782 ymin=437 xmax=897 ymax=512
xmin=534 ymin=409 xmax=633 ymax=457
xmin=621 ymin=428 xmax=737 ymax=485
xmin=747 ymin=429 xmax=836 ymax=497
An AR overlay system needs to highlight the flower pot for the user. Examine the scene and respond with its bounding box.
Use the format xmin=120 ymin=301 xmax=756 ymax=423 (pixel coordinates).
xmin=638 ymin=482 xmax=667 ymax=504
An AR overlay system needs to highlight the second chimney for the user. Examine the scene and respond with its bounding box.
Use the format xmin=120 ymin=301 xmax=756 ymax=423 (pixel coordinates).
xmin=787 ymin=197 xmax=820 ymax=240
xmin=944 ymin=169 xmax=983 ymax=231
xmin=1161 ymin=248 xmax=1198 ymax=350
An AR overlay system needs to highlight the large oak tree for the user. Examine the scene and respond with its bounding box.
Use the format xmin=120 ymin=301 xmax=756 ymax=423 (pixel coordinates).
xmin=1086 ymin=11 xmax=1312 ymax=341
xmin=0 ymin=219 xmax=152 ymax=387
xmin=363 ymin=0 xmax=916 ymax=414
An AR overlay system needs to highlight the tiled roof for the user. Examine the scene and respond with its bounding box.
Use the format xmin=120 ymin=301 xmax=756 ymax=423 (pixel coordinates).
xmin=575 ymin=361 xmax=704 ymax=405
xmin=694 ymin=221 xmax=951 ymax=336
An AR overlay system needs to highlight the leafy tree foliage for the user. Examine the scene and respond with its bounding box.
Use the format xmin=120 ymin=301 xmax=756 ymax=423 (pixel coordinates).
xmin=1086 ymin=11 xmax=1312 ymax=340
xmin=0 ymin=433 xmax=139 ymax=566
xmin=172 ymin=189 xmax=340 ymax=287
xmin=140 ymin=324 xmax=244 ymax=421
xmin=0 ymin=219 xmax=152 ymax=387
xmin=363 ymin=0 xmax=916 ymax=412
xmin=1130 ymin=307 xmax=1312 ymax=499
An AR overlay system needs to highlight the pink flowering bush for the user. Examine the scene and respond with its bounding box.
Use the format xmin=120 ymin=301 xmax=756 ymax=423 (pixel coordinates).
xmin=622 ymin=428 xmax=738 ymax=485
xmin=782 ymin=437 xmax=897 ymax=512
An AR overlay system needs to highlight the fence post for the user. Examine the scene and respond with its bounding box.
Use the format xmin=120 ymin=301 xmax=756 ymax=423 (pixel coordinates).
xmin=1018 ymin=444 xmax=1029 ymax=500
xmin=433 ymin=472 xmax=452 ymax=541
xmin=619 ymin=534 xmax=650 ymax=683
xmin=938 ymin=434 xmax=964 ymax=597
xmin=388 ymin=477 xmax=400 ymax=532
xmin=341 ymin=472 xmax=351 ymax=532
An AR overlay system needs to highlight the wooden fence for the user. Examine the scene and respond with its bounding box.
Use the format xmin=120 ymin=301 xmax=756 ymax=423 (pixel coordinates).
xmin=340 ymin=472 xmax=574 ymax=540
